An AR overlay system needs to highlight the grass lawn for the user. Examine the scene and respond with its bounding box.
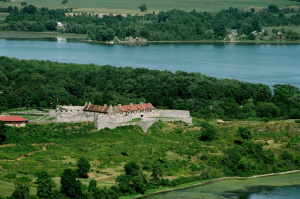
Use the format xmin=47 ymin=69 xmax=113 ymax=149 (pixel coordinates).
xmin=17 ymin=115 xmax=42 ymax=120
xmin=0 ymin=31 xmax=87 ymax=39
xmin=0 ymin=12 xmax=8 ymax=21
xmin=0 ymin=0 xmax=298 ymax=14
xmin=263 ymin=26 xmax=300 ymax=33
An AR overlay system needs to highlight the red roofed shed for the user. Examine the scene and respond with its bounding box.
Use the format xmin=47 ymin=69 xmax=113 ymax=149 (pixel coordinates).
xmin=0 ymin=116 xmax=28 ymax=127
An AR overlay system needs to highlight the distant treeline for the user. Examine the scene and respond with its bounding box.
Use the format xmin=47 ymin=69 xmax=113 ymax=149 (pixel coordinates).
xmin=0 ymin=56 xmax=299 ymax=120
xmin=0 ymin=5 xmax=299 ymax=41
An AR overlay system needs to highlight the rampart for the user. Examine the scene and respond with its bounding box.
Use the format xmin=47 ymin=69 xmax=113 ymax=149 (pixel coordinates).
xmin=95 ymin=110 xmax=192 ymax=132
xmin=50 ymin=107 xmax=192 ymax=132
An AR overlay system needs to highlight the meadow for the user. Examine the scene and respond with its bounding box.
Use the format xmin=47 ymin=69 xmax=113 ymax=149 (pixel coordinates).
xmin=0 ymin=0 xmax=299 ymax=14
xmin=0 ymin=119 xmax=299 ymax=197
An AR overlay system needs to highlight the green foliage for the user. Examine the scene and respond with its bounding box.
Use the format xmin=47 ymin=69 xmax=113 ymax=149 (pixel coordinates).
xmin=1 ymin=57 xmax=298 ymax=120
xmin=256 ymin=102 xmax=280 ymax=118
xmin=150 ymin=163 xmax=163 ymax=184
xmin=198 ymin=121 xmax=219 ymax=141
xmin=116 ymin=162 xmax=147 ymax=194
xmin=45 ymin=20 xmax=57 ymax=31
xmin=1 ymin=6 xmax=299 ymax=42
xmin=36 ymin=171 xmax=55 ymax=198
xmin=237 ymin=127 xmax=252 ymax=140
xmin=77 ymin=157 xmax=91 ymax=178
xmin=138 ymin=4 xmax=147 ymax=12
xmin=60 ymin=169 xmax=83 ymax=198
xmin=88 ymin=180 xmax=97 ymax=192
xmin=11 ymin=177 xmax=31 ymax=199
xmin=62 ymin=0 xmax=68 ymax=5
xmin=0 ymin=121 xmax=7 ymax=144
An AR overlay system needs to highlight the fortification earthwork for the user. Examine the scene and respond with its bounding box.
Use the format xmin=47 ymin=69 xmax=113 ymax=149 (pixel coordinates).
xmin=50 ymin=102 xmax=192 ymax=132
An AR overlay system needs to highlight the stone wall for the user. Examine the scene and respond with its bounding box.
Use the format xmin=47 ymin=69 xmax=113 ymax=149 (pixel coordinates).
xmin=95 ymin=109 xmax=192 ymax=132
xmin=51 ymin=108 xmax=192 ymax=132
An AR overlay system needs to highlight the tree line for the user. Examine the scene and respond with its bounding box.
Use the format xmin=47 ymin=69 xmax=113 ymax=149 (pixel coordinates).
xmin=0 ymin=57 xmax=299 ymax=120
xmin=0 ymin=5 xmax=299 ymax=41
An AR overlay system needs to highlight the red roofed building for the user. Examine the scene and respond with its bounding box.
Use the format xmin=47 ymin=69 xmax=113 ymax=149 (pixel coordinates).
xmin=83 ymin=103 xmax=115 ymax=116
xmin=0 ymin=116 xmax=28 ymax=127
xmin=83 ymin=102 xmax=155 ymax=116
xmin=115 ymin=103 xmax=155 ymax=115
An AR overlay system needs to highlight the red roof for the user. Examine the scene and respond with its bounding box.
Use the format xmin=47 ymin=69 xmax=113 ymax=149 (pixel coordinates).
xmin=115 ymin=103 xmax=155 ymax=112
xmin=83 ymin=104 xmax=110 ymax=113
xmin=0 ymin=116 xmax=28 ymax=122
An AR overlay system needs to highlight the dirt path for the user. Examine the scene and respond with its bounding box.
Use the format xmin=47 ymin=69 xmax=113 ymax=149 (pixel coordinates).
xmin=16 ymin=143 xmax=55 ymax=161
xmin=0 ymin=143 xmax=55 ymax=161
xmin=133 ymin=170 xmax=300 ymax=198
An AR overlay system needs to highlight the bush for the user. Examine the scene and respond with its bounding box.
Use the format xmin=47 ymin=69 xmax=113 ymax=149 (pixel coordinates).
xmin=199 ymin=122 xmax=219 ymax=141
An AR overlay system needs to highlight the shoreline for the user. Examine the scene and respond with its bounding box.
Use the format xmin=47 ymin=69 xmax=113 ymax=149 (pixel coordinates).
xmin=133 ymin=170 xmax=300 ymax=198
xmin=0 ymin=31 xmax=299 ymax=44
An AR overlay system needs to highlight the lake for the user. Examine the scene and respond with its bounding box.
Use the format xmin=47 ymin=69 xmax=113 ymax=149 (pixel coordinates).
xmin=144 ymin=173 xmax=300 ymax=199
xmin=0 ymin=38 xmax=299 ymax=88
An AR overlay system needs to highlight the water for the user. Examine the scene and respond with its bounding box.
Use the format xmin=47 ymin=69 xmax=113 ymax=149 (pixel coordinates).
xmin=0 ymin=38 xmax=299 ymax=88
xmin=227 ymin=185 xmax=300 ymax=199
xmin=145 ymin=173 xmax=300 ymax=199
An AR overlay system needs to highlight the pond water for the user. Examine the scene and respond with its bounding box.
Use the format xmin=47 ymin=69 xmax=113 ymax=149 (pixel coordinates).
xmin=0 ymin=38 xmax=299 ymax=88
xmin=144 ymin=173 xmax=300 ymax=199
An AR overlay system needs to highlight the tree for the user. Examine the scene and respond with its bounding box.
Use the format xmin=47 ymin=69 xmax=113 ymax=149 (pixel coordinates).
xmin=151 ymin=163 xmax=163 ymax=184
xmin=198 ymin=121 xmax=218 ymax=141
xmin=0 ymin=96 xmax=8 ymax=114
xmin=36 ymin=171 xmax=55 ymax=198
xmin=0 ymin=121 xmax=6 ymax=145
xmin=62 ymin=0 xmax=68 ymax=5
xmin=77 ymin=157 xmax=91 ymax=178
xmin=237 ymin=127 xmax=252 ymax=140
xmin=116 ymin=162 xmax=147 ymax=194
xmin=139 ymin=4 xmax=147 ymax=12
xmin=11 ymin=177 xmax=31 ymax=199
xmin=45 ymin=20 xmax=57 ymax=31
xmin=124 ymin=162 xmax=140 ymax=176
xmin=20 ymin=2 xmax=27 ymax=7
xmin=256 ymin=102 xmax=280 ymax=118
xmin=88 ymin=179 xmax=97 ymax=192
xmin=60 ymin=169 xmax=83 ymax=198
xmin=268 ymin=4 xmax=279 ymax=13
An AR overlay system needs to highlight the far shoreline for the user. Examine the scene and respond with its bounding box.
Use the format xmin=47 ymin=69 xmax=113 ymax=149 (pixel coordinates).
xmin=131 ymin=170 xmax=300 ymax=199
xmin=0 ymin=31 xmax=300 ymax=44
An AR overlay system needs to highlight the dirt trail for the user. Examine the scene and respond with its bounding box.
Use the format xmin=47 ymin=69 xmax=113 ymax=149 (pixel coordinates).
xmin=0 ymin=143 xmax=55 ymax=161
xmin=16 ymin=143 xmax=54 ymax=160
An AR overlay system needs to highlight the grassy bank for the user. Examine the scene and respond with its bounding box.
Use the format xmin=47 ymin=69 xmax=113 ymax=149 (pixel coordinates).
xmin=0 ymin=0 xmax=298 ymax=14
xmin=0 ymin=31 xmax=86 ymax=39
xmin=1 ymin=31 xmax=299 ymax=44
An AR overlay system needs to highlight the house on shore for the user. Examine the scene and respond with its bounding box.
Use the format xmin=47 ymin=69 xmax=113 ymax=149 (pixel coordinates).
xmin=0 ymin=116 xmax=28 ymax=127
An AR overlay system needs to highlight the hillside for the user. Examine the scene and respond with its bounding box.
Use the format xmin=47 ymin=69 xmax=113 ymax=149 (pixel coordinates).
xmin=0 ymin=119 xmax=299 ymax=197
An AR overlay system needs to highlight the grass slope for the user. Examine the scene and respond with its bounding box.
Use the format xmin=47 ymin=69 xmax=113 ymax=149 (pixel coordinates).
xmin=0 ymin=119 xmax=299 ymax=196
xmin=0 ymin=0 xmax=298 ymax=14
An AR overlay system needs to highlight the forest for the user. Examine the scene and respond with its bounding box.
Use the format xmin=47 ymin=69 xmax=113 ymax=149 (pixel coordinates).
xmin=0 ymin=5 xmax=299 ymax=41
xmin=0 ymin=56 xmax=299 ymax=120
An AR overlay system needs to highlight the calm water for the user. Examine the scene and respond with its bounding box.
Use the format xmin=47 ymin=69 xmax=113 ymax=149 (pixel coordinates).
xmin=145 ymin=173 xmax=300 ymax=199
xmin=0 ymin=38 xmax=299 ymax=88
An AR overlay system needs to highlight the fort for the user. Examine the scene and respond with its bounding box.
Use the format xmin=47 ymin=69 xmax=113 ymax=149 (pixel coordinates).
xmin=50 ymin=102 xmax=192 ymax=132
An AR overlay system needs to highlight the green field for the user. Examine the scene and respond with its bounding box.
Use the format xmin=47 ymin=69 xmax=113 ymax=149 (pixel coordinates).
xmin=0 ymin=0 xmax=298 ymax=14
xmin=0 ymin=12 xmax=8 ymax=21
xmin=0 ymin=31 xmax=86 ymax=39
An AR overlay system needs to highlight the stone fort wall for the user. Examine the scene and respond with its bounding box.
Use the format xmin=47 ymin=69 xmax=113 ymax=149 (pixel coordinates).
xmin=50 ymin=108 xmax=192 ymax=132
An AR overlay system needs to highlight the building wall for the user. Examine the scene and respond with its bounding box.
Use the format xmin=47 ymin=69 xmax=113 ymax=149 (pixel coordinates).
xmin=51 ymin=106 xmax=192 ymax=132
